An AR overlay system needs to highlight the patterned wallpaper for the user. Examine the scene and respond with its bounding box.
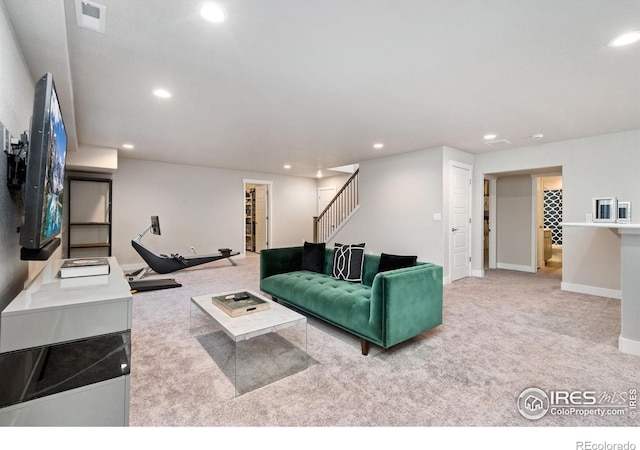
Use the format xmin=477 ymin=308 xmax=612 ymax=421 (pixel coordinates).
xmin=544 ymin=189 xmax=563 ymax=245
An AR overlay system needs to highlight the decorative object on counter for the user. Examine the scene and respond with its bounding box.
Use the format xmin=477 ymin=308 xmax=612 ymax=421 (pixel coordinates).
xmin=592 ymin=197 xmax=617 ymax=223
xmin=617 ymin=201 xmax=631 ymax=224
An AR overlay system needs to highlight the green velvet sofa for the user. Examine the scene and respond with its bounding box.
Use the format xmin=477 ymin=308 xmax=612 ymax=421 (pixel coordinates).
xmin=259 ymin=246 xmax=443 ymax=355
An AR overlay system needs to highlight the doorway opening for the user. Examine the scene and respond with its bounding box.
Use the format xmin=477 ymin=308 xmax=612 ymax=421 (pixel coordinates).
xmin=244 ymin=180 xmax=272 ymax=254
xmin=484 ymin=167 xmax=562 ymax=276
xmin=536 ymin=175 xmax=563 ymax=276
xmin=483 ymin=178 xmax=496 ymax=270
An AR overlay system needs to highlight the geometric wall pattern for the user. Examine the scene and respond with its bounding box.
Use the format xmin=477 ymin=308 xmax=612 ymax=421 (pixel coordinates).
xmin=544 ymin=189 xmax=563 ymax=246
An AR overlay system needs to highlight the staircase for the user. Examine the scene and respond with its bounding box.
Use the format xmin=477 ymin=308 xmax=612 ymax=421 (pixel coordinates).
xmin=313 ymin=169 xmax=359 ymax=242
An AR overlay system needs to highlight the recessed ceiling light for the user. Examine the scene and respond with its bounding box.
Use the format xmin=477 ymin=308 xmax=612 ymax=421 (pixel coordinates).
xmin=531 ymin=134 xmax=544 ymax=141
xmin=607 ymin=31 xmax=640 ymax=48
xmin=483 ymin=134 xmax=497 ymax=140
xmin=316 ymin=170 xmax=323 ymax=178
xmin=153 ymin=88 xmax=172 ymax=98
xmin=283 ymin=164 xmax=291 ymax=169
xmin=200 ymin=2 xmax=226 ymax=23
xmin=122 ymin=143 xmax=134 ymax=149
xmin=373 ymin=143 xmax=384 ymax=149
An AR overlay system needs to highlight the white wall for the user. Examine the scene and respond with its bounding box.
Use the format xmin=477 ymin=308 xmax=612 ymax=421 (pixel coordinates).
xmin=474 ymin=129 xmax=640 ymax=296
xmin=496 ymin=175 xmax=533 ymax=270
xmin=317 ymin=173 xmax=351 ymax=191
xmin=0 ymin=2 xmax=35 ymax=315
xmin=0 ymin=5 xmax=32 ymax=135
xmin=66 ymin=145 xmax=118 ymax=173
xmin=111 ymin=158 xmax=317 ymax=265
xmin=330 ymin=147 xmax=445 ymax=265
xmin=327 ymin=145 xmax=476 ymax=281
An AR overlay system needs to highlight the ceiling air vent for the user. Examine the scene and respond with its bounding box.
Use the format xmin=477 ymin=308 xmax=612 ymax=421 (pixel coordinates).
xmin=484 ymin=139 xmax=511 ymax=148
xmin=75 ymin=0 xmax=106 ymax=33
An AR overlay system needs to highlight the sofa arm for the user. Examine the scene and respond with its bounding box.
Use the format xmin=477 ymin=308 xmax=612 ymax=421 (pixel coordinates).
xmin=370 ymin=263 xmax=443 ymax=348
xmin=260 ymin=246 xmax=304 ymax=281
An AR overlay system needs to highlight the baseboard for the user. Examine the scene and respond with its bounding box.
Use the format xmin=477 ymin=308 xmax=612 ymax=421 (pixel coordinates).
xmin=496 ymin=263 xmax=536 ymax=273
xmin=560 ymin=282 xmax=621 ymax=299
xmin=444 ymin=270 xmax=484 ymax=283
xmin=619 ymin=336 xmax=640 ymax=357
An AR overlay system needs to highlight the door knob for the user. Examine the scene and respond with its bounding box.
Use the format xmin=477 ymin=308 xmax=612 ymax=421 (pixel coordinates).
xmin=452 ymin=227 xmax=459 ymax=232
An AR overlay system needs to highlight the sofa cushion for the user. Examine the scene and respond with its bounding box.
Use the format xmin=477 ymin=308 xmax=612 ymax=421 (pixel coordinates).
xmin=301 ymin=241 xmax=325 ymax=273
xmin=261 ymin=270 xmax=375 ymax=338
xmin=332 ymin=243 xmax=365 ymax=282
xmin=377 ymin=253 xmax=417 ymax=273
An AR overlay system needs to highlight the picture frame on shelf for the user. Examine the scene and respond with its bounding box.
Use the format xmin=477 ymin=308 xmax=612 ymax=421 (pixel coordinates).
xmin=592 ymin=197 xmax=617 ymax=223
xmin=617 ymin=201 xmax=631 ymax=224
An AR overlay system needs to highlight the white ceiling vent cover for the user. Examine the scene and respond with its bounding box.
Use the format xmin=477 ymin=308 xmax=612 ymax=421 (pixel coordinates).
xmin=484 ymin=139 xmax=511 ymax=148
xmin=75 ymin=0 xmax=106 ymax=33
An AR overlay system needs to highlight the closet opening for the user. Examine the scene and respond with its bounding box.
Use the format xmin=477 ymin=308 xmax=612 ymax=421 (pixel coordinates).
xmin=244 ymin=180 xmax=272 ymax=254
xmin=483 ymin=178 xmax=497 ymax=270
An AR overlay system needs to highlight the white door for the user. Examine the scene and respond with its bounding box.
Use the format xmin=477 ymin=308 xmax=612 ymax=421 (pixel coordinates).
xmin=450 ymin=163 xmax=472 ymax=281
xmin=254 ymin=185 xmax=268 ymax=252
xmin=318 ymin=187 xmax=335 ymax=215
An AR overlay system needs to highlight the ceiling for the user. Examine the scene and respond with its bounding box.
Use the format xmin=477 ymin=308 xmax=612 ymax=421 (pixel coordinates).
xmin=4 ymin=0 xmax=640 ymax=178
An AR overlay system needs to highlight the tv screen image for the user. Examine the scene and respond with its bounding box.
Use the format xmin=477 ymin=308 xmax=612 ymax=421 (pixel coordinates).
xmin=20 ymin=73 xmax=67 ymax=251
xmin=41 ymin=89 xmax=66 ymax=240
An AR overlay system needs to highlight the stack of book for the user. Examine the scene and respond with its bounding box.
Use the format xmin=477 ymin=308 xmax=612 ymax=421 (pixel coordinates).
xmin=60 ymin=258 xmax=110 ymax=278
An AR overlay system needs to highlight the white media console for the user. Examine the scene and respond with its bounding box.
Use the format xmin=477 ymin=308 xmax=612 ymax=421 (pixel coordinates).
xmin=0 ymin=257 xmax=132 ymax=426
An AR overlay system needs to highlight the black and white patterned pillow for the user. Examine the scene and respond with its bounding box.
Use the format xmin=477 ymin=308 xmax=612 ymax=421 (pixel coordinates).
xmin=332 ymin=243 xmax=365 ymax=283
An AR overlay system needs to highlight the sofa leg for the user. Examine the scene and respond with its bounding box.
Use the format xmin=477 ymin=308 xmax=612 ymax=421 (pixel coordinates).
xmin=360 ymin=338 xmax=370 ymax=356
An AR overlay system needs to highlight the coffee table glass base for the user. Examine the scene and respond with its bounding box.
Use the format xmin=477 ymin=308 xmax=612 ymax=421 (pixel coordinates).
xmin=190 ymin=291 xmax=307 ymax=396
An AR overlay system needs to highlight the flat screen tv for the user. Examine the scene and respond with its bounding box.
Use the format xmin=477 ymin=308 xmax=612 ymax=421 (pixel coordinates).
xmin=19 ymin=73 xmax=67 ymax=259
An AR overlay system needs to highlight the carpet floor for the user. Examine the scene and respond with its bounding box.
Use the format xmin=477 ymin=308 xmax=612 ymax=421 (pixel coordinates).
xmin=128 ymin=253 xmax=640 ymax=427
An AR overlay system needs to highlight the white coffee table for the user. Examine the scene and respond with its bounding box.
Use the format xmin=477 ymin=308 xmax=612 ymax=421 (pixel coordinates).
xmin=190 ymin=290 xmax=307 ymax=395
